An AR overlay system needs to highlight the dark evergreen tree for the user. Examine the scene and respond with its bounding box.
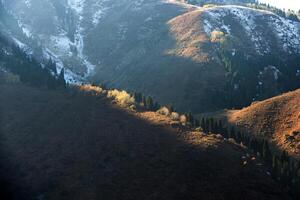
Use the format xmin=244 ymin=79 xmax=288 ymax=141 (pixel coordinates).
xmin=166 ymin=105 xmax=174 ymax=113
xmin=146 ymin=96 xmax=154 ymax=111
xmin=235 ymin=131 xmax=242 ymax=143
xmin=153 ymin=102 xmax=160 ymax=111
xmin=134 ymin=92 xmax=142 ymax=103
xmin=230 ymin=126 xmax=235 ymax=139
xmin=194 ymin=119 xmax=200 ymax=127
xmin=142 ymin=95 xmax=146 ymax=108
xmin=187 ymin=112 xmax=194 ymax=125
xmin=262 ymin=139 xmax=271 ymax=162
xmin=58 ymin=68 xmax=66 ymax=88
xmin=201 ymin=118 xmax=206 ymax=132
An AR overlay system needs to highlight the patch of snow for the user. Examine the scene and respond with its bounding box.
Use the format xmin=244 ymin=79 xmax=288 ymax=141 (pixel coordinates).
xmin=131 ymin=0 xmax=146 ymax=11
xmin=12 ymin=37 xmax=33 ymax=55
xmin=232 ymin=49 xmax=236 ymax=56
xmin=203 ymin=20 xmax=213 ymax=34
xmin=92 ymin=0 xmax=110 ymax=26
xmin=92 ymin=10 xmax=104 ymax=25
xmin=67 ymin=0 xmax=96 ymax=77
xmin=234 ymin=84 xmax=239 ymax=90
xmin=267 ymin=65 xmax=280 ymax=80
xmin=226 ymin=6 xmax=267 ymax=54
xmin=43 ymin=48 xmax=83 ymax=84
xmin=221 ymin=24 xmax=231 ymax=34
xmin=202 ymin=5 xmax=298 ymax=55
xmin=17 ymin=20 xmax=32 ymax=38
xmin=67 ymin=0 xmax=85 ymax=15
xmin=145 ymin=17 xmax=153 ymax=22
xmin=50 ymin=35 xmax=72 ymax=56
xmin=24 ymin=0 xmax=31 ymax=8
xmin=269 ymin=16 xmax=300 ymax=53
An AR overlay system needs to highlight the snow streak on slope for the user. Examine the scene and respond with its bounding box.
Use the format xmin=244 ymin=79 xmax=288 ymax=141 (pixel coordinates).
xmin=67 ymin=0 xmax=96 ymax=77
xmin=43 ymin=48 xmax=83 ymax=84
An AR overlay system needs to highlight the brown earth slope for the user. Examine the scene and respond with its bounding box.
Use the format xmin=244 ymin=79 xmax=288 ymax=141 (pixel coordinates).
xmin=0 ymin=83 xmax=291 ymax=200
xmin=227 ymin=89 xmax=300 ymax=159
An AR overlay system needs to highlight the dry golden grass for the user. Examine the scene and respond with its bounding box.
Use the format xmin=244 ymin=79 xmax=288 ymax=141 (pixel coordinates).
xmin=227 ymin=89 xmax=300 ymax=159
xmin=167 ymin=9 xmax=211 ymax=63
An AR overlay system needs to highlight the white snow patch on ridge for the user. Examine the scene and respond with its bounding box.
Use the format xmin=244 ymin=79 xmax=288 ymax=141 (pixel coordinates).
xmin=202 ymin=5 xmax=300 ymax=55
xmin=270 ymin=16 xmax=300 ymax=53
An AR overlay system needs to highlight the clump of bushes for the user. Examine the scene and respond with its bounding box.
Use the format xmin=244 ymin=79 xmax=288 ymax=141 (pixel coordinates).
xmin=210 ymin=30 xmax=225 ymax=43
xmin=157 ymin=106 xmax=171 ymax=116
xmin=78 ymin=84 xmax=103 ymax=95
xmin=107 ymin=89 xmax=135 ymax=108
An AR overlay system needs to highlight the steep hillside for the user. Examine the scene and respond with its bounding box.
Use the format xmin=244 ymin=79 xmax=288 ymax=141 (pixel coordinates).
xmin=1 ymin=0 xmax=300 ymax=112
xmin=180 ymin=0 xmax=255 ymax=5
xmin=167 ymin=5 xmax=300 ymax=110
xmin=227 ymin=89 xmax=300 ymax=159
xmin=0 ymin=83 xmax=291 ymax=200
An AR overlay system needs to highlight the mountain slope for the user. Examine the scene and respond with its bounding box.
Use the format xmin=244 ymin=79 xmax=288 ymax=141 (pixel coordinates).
xmin=227 ymin=89 xmax=300 ymax=159
xmin=1 ymin=0 xmax=300 ymax=112
xmin=0 ymin=82 xmax=290 ymax=200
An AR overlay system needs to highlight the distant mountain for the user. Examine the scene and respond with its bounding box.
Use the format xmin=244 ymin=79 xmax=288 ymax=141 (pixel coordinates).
xmin=1 ymin=0 xmax=299 ymax=112
xmin=227 ymin=89 xmax=300 ymax=160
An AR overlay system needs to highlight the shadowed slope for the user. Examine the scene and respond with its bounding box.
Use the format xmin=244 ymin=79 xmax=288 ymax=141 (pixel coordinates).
xmin=0 ymin=84 xmax=290 ymax=200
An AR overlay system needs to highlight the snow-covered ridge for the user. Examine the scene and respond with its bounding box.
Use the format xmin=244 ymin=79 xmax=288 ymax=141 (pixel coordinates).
xmin=201 ymin=5 xmax=300 ymax=54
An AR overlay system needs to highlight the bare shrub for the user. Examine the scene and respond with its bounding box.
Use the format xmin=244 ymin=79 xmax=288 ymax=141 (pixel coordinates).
xmin=210 ymin=30 xmax=225 ymax=43
xmin=156 ymin=107 xmax=170 ymax=116
xmin=170 ymin=112 xmax=180 ymax=121
xmin=78 ymin=84 xmax=103 ymax=95
xmin=180 ymin=115 xmax=187 ymax=124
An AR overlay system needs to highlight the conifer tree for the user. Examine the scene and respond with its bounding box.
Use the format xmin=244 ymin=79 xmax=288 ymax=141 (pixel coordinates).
xmin=209 ymin=118 xmax=214 ymax=133
xmin=194 ymin=119 xmax=200 ymax=127
xmin=235 ymin=131 xmax=242 ymax=143
xmin=217 ymin=120 xmax=223 ymax=133
xmin=230 ymin=126 xmax=235 ymax=139
xmin=134 ymin=92 xmax=142 ymax=103
xmin=205 ymin=118 xmax=210 ymax=133
xmin=187 ymin=112 xmax=194 ymax=125
xmin=262 ymin=139 xmax=271 ymax=161
xmin=58 ymin=68 xmax=66 ymax=88
xmin=272 ymin=155 xmax=279 ymax=179
xmin=146 ymin=96 xmax=154 ymax=111
xmin=153 ymin=102 xmax=160 ymax=111
xmin=142 ymin=96 xmax=146 ymax=108
xmin=166 ymin=105 xmax=174 ymax=113
xmin=201 ymin=118 xmax=205 ymax=132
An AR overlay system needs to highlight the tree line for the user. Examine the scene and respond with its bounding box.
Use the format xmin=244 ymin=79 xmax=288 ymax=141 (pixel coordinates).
xmin=185 ymin=113 xmax=300 ymax=199
xmin=126 ymin=91 xmax=300 ymax=199
xmin=0 ymin=35 xmax=66 ymax=89
xmin=184 ymin=0 xmax=300 ymax=22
